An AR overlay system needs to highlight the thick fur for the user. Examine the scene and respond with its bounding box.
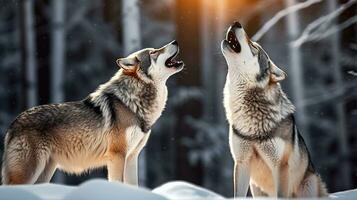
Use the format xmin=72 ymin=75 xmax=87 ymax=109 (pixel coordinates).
xmin=221 ymin=22 xmax=328 ymax=198
xmin=1 ymin=41 xmax=184 ymax=185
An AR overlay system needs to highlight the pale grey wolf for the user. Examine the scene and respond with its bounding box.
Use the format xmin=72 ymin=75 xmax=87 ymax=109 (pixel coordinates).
xmin=221 ymin=21 xmax=328 ymax=198
xmin=2 ymin=40 xmax=184 ymax=185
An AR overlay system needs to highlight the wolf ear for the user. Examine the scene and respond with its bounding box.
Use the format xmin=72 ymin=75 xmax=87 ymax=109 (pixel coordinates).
xmin=116 ymin=57 xmax=139 ymax=72
xmin=269 ymin=61 xmax=286 ymax=82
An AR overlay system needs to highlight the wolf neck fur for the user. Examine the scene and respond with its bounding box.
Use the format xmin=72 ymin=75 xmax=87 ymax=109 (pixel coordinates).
xmin=89 ymin=70 xmax=162 ymax=132
xmin=226 ymin=75 xmax=295 ymax=136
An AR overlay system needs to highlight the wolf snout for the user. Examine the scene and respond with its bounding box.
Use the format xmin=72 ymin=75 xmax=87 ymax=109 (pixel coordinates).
xmin=228 ymin=21 xmax=242 ymax=33
xmin=166 ymin=40 xmax=179 ymax=53
xmin=164 ymin=40 xmax=184 ymax=69
xmin=232 ymin=21 xmax=242 ymax=29
xmin=170 ymin=40 xmax=178 ymax=46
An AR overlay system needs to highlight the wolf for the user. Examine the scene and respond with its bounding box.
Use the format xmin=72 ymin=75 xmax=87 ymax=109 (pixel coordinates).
xmin=1 ymin=40 xmax=184 ymax=185
xmin=221 ymin=22 xmax=328 ymax=198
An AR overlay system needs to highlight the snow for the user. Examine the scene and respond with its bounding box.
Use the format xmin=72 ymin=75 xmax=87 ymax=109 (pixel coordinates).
xmin=64 ymin=180 xmax=166 ymax=200
xmin=0 ymin=179 xmax=356 ymax=200
xmin=153 ymin=181 xmax=225 ymax=200
xmin=0 ymin=180 xmax=164 ymax=200
xmin=329 ymin=189 xmax=357 ymax=199
xmin=0 ymin=183 xmax=74 ymax=200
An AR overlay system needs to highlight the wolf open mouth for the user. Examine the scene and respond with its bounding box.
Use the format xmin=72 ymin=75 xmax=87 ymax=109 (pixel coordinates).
xmin=165 ymin=50 xmax=184 ymax=68
xmin=225 ymin=30 xmax=241 ymax=53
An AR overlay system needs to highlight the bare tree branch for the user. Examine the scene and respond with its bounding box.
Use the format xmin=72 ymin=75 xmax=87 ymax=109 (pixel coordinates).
xmin=241 ymin=0 xmax=278 ymax=24
xmin=320 ymin=15 xmax=357 ymax=38
xmin=292 ymin=0 xmax=357 ymax=47
xmin=252 ymin=0 xmax=323 ymax=41
xmin=301 ymin=81 xmax=357 ymax=107
xmin=348 ymin=71 xmax=357 ymax=76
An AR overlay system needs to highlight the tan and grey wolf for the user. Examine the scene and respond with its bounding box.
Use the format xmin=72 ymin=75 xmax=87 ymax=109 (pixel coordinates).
xmin=1 ymin=40 xmax=184 ymax=185
xmin=221 ymin=22 xmax=328 ymax=198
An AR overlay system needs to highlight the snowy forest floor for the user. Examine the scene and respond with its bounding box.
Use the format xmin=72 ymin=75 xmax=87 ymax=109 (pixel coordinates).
xmin=0 ymin=179 xmax=356 ymax=200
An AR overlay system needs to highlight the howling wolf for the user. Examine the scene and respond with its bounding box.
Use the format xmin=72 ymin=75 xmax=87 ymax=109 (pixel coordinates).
xmin=221 ymin=22 xmax=328 ymax=198
xmin=2 ymin=40 xmax=184 ymax=185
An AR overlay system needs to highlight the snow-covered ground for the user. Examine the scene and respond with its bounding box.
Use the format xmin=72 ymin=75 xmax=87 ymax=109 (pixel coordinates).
xmin=0 ymin=179 xmax=356 ymax=200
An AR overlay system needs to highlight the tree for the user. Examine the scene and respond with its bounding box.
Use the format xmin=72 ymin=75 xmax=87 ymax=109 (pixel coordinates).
xmin=174 ymin=0 xmax=203 ymax=185
xmin=50 ymin=0 xmax=66 ymax=183
xmin=327 ymin=0 xmax=351 ymax=190
xmin=51 ymin=0 xmax=66 ymax=104
xmin=121 ymin=0 xmax=143 ymax=185
xmin=20 ymin=0 xmax=38 ymax=108
xmin=122 ymin=0 xmax=141 ymax=55
xmin=284 ymin=0 xmax=310 ymax=147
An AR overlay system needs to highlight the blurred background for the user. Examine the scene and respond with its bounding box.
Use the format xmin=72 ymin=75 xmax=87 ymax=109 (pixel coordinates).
xmin=0 ymin=0 xmax=356 ymax=197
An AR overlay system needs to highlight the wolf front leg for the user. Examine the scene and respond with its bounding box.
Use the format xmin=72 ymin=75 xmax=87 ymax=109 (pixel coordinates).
xmin=107 ymin=154 xmax=125 ymax=182
xmin=233 ymin=162 xmax=250 ymax=198
xmin=250 ymin=182 xmax=268 ymax=197
xmin=124 ymin=131 xmax=151 ymax=186
xmin=271 ymin=167 xmax=284 ymax=197
xmin=230 ymin=127 xmax=252 ymax=198
xmin=256 ymin=138 xmax=287 ymax=197
xmin=124 ymin=153 xmax=138 ymax=185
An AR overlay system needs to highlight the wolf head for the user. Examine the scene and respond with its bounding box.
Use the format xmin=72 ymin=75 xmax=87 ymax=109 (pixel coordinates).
xmin=116 ymin=40 xmax=184 ymax=83
xmin=221 ymin=22 xmax=286 ymax=88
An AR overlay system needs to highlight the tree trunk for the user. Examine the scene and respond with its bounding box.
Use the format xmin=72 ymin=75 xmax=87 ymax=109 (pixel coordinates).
xmin=50 ymin=0 xmax=66 ymax=184
xmin=200 ymin=0 xmax=228 ymax=188
xmin=200 ymin=0 xmax=228 ymax=122
xmin=327 ymin=0 xmax=351 ymax=190
xmin=284 ymin=0 xmax=310 ymax=147
xmin=122 ymin=0 xmax=141 ymax=55
xmin=174 ymin=0 xmax=203 ymax=185
xmin=201 ymin=0 xmax=218 ymax=122
xmin=51 ymin=0 xmax=66 ymax=103
xmin=215 ymin=0 xmax=228 ymax=125
xmin=121 ymin=0 xmax=144 ymax=185
xmin=20 ymin=0 xmax=38 ymax=108
xmin=34 ymin=2 xmax=51 ymax=106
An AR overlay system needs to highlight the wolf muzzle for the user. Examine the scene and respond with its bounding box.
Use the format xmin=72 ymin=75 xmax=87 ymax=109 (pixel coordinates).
xmin=225 ymin=21 xmax=242 ymax=53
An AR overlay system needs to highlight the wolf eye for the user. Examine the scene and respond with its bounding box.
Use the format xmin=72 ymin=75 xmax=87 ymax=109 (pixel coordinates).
xmin=266 ymin=61 xmax=272 ymax=71
xmin=149 ymin=50 xmax=159 ymax=60
xmin=150 ymin=50 xmax=158 ymax=55
xmin=249 ymin=43 xmax=259 ymax=56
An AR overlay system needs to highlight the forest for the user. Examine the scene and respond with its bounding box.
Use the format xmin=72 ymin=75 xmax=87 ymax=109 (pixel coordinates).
xmin=0 ymin=0 xmax=356 ymax=197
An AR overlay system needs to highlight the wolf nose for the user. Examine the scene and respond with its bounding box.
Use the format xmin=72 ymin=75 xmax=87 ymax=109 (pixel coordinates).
xmin=232 ymin=21 xmax=242 ymax=29
xmin=171 ymin=40 xmax=178 ymax=46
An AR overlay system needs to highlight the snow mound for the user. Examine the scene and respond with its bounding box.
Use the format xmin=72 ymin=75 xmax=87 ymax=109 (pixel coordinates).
xmin=0 ymin=179 xmax=356 ymax=200
xmin=0 ymin=183 xmax=75 ymax=200
xmin=329 ymin=189 xmax=357 ymax=199
xmin=64 ymin=180 xmax=166 ymax=200
xmin=153 ymin=181 xmax=225 ymax=200
xmin=0 ymin=180 xmax=165 ymax=200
